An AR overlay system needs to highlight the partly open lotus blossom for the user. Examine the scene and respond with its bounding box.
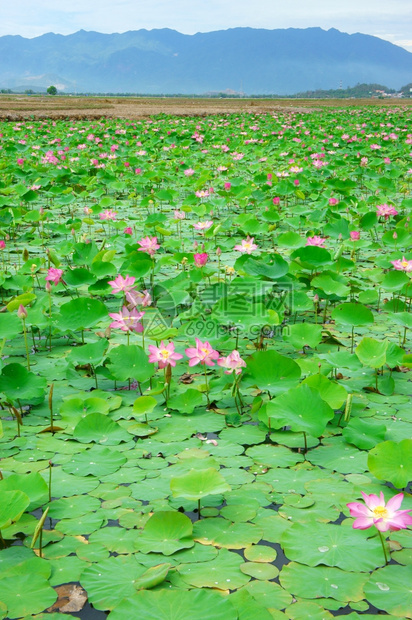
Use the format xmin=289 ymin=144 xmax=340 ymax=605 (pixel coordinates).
xmin=0 ymin=240 xmax=5 ymax=249
xmin=376 ymin=204 xmax=398 ymax=220
xmin=185 ymin=338 xmax=219 ymax=367
xmin=124 ymin=227 xmax=133 ymax=235
xmin=99 ymin=209 xmax=117 ymax=221
xmin=109 ymin=306 xmax=144 ymax=332
xmin=234 ymin=236 xmax=258 ymax=254
xmin=125 ymin=289 xmax=152 ymax=308
xmin=350 ymin=231 xmax=360 ymax=240
xmin=45 ymin=268 xmax=64 ymax=286
xmin=137 ymin=236 xmax=160 ymax=256
xmin=305 ymin=236 xmax=326 ymax=247
xmin=148 ymin=341 xmax=183 ymax=368
xmin=184 ymin=168 xmax=195 ymax=176
xmin=193 ymin=221 xmax=213 ymax=231
xmin=174 ymin=210 xmax=185 ymax=220
xmin=194 ymin=253 xmax=208 ymax=267
xmin=391 ymin=257 xmax=412 ymax=272
xmin=347 ymin=492 xmax=412 ymax=532
xmin=108 ymin=274 xmax=136 ymax=294
xmin=217 ymin=350 xmax=247 ymax=375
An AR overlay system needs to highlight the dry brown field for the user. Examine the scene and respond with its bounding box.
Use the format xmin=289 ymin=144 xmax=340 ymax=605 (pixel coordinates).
xmin=1 ymin=94 xmax=412 ymax=120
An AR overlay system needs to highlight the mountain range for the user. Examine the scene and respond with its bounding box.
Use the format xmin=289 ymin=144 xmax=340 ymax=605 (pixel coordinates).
xmin=1 ymin=27 xmax=412 ymax=95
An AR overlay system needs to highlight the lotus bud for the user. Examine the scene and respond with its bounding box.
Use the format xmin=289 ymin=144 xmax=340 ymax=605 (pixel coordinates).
xmin=22 ymin=248 xmax=29 ymax=261
xmin=393 ymin=231 xmax=398 ymax=239
xmin=17 ymin=304 xmax=28 ymax=319
xmin=216 ymin=247 xmax=222 ymax=256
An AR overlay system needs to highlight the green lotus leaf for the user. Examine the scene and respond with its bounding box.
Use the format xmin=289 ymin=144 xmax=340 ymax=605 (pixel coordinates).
xmin=62 ymin=445 xmax=127 ymax=477
xmin=73 ymin=412 xmax=130 ymax=445
xmin=133 ymin=395 xmax=158 ymax=416
xmin=168 ymin=388 xmax=203 ymax=413
xmin=136 ymin=511 xmax=194 ymax=555
xmin=0 ymin=561 xmax=56 ymax=619
xmin=301 ymin=374 xmax=347 ymax=409
xmin=364 ymin=564 xmax=412 ymax=618
xmin=245 ymin=579 xmax=292 ymax=610
xmin=0 ymin=489 xmax=30 ymax=530
xmin=107 ymin=589 xmax=237 ymax=620
xmin=0 ymin=363 xmax=47 ymax=403
xmin=107 ymin=344 xmax=154 ymax=382
xmin=355 ymin=338 xmax=388 ymax=368
xmin=280 ymin=562 xmax=368 ymax=602
xmin=281 ymin=521 xmax=384 ymax=571
xmin=343 ymin=417 xmax=387 ymax=450
xmin=0 ymin=312 xmax=22 ymax=338
xmin=368 ymin=439 xmax=412 ymax=488
xmin=177 ymin=548 xmax=250 ymax=589
xmin=170 ymin=467 xmax=231 ymax=502
xmin=242 ymin=254 xmax=289 ymax=279
xmin=193 ymin=517 xmax=263 ymax=549
xmin=80 ymin=555 xmax=148 ymax=610
xmin=283 ymin=322 xmax=323 ymax=349
xmin=0 ymin=472 xmax=48 ymax=511
xmin=66 ymin=338 xmax=109 ymax=366
xmin=48 ymin=494 xmax=101 ymax=520
xmin=331 ymin=303 xmax=374 ymax=326
xmin=57 ymin=297 xmax=108 ymax=331
xmin=262 ymin=384 xmax=334 ymax=436
xmin=245 ymin=349 xmax=301 ymax=395
xmin=64 ymin=267 xmax=97 ymax=288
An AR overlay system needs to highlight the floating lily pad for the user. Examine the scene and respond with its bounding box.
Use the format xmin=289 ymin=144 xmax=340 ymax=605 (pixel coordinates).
xmin=136 ymin=511 xmax=194 ymax=555
xmin=364 ymin=564 xmax=412 ymax=617
xmin=368 ymin=439 xmax=412 ymax=488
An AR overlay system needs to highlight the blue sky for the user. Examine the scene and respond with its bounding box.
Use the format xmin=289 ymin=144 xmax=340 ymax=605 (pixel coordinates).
xmin=1 ymin=0 xmax=412 ymax=52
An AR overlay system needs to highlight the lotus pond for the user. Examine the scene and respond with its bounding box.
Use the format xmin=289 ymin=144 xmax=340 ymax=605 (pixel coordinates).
xmin=0 ymin=107 xmax=412 ymax=619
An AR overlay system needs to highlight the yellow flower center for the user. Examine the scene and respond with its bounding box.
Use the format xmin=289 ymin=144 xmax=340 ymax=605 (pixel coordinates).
xmin=161 ymin=349 xmax=170 ymax=358
xmin=401 ymin=261 xmax=409 ymax=267
xmin=373 ymin=506 xmax=389 ymax=519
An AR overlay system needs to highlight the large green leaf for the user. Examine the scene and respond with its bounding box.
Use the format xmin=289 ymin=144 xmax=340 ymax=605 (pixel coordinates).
xmin=107 ymin=345 xmax=154 ymax=382
xmin=245 ymin=350 xmax=301 ymax=395
xmin=332 ymin=303 xmax=374 ymax=326
xmin=0 ymin=472 xmax=48 ymax=511
xmin=170 ymin=468 xmax=231 ymax=502
xmin=0 ymin=363 xmax=47 ymax=403
xmin=73 ymin=412 xmax=130 ymax=445
xmin=107 ymin=589 xmax=238 ymax=620
xmin=0 ymin=490 xmax=30 ymax=529
xmin=280 ymin=562 xmax=368 ymax=602
xmin=136 ymin=511 xmax=194 ymax=555
xmin=262 ymin=384 xmax=334 ymax=436
xmin=368 ymin=439 xmax=412 ymax=488
xmin=57 ymin=297 xmax=108 ymax=331
xmin=364 ymin=564 xmax=412 ymax=617
xmin=0 ymin=572 xmax=57 ymax=619
xmin=283 ymin=323 xmax=323 ymax=349
xmin=177 ymin=548 xmax=250 ymax=589
xmin=281 ymin=522 xmax=384 ymax=571
xmin=355 ymin=338 xmax=388 ymax=368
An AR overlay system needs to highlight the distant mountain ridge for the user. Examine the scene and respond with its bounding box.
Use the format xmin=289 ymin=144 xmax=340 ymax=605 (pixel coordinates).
xmin=1 ymin=27 xmax=412 ymax=95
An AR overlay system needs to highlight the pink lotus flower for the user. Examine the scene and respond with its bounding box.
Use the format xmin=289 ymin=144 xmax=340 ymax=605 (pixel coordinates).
xmin=185 ymin=338 xmax=219 ymax=367
xmin=137 ymin=236 xmax=160 ymax=257
xmin=148 ymin=341 xmax=183 ymax=368
xmin=108 ymin=274 xmax=136 ymax=294
xmin=124 ymin=227 xmax=133 ymax=235
xmin=350 ymin=231 xmax=360 ymax=241
xmin=329 ymin=197 xmax=339 ymax=206
xmin=234 ymin=236 xmax=258 ymax=255
xmin=273 ymin=197 xmax=280 ymax=205
xmin=99 ymin=210 xmax=117 ymax=221
xmin=377 ymin=204 xmax=398 ymax=220
xmin=194 ymin=253 xmax=208 ymax=267
xmin=45 ymin=268 xmax=64 ymax=286
xmin=195 ymin=190 xmax=209 ymax=198
xmin=184 ymin=168 xmax=195 ymax=176
xmin=347 ymin=492 xmax=412 ymax=532
xmin=305 ymin=236 xmax=326 ymax=247
xmin=217 ymin=350 xmax=246 ymax=375
xmin=224 ymin=182 xmax=231 ymax=190
xmin=125 ymin=289 xmax=152 ymax=308
xmin=174 ymin=210 xmax=185 ymax=220
xmin=193 ymin=221 xmax=213 ymax=231
xmin=0 ymin=240 xmax=5 ymax=250
xmin=391 ymin=257 xmax=412 ymax=272
xmin=109 ymin=306 xmax=144 ymax=332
